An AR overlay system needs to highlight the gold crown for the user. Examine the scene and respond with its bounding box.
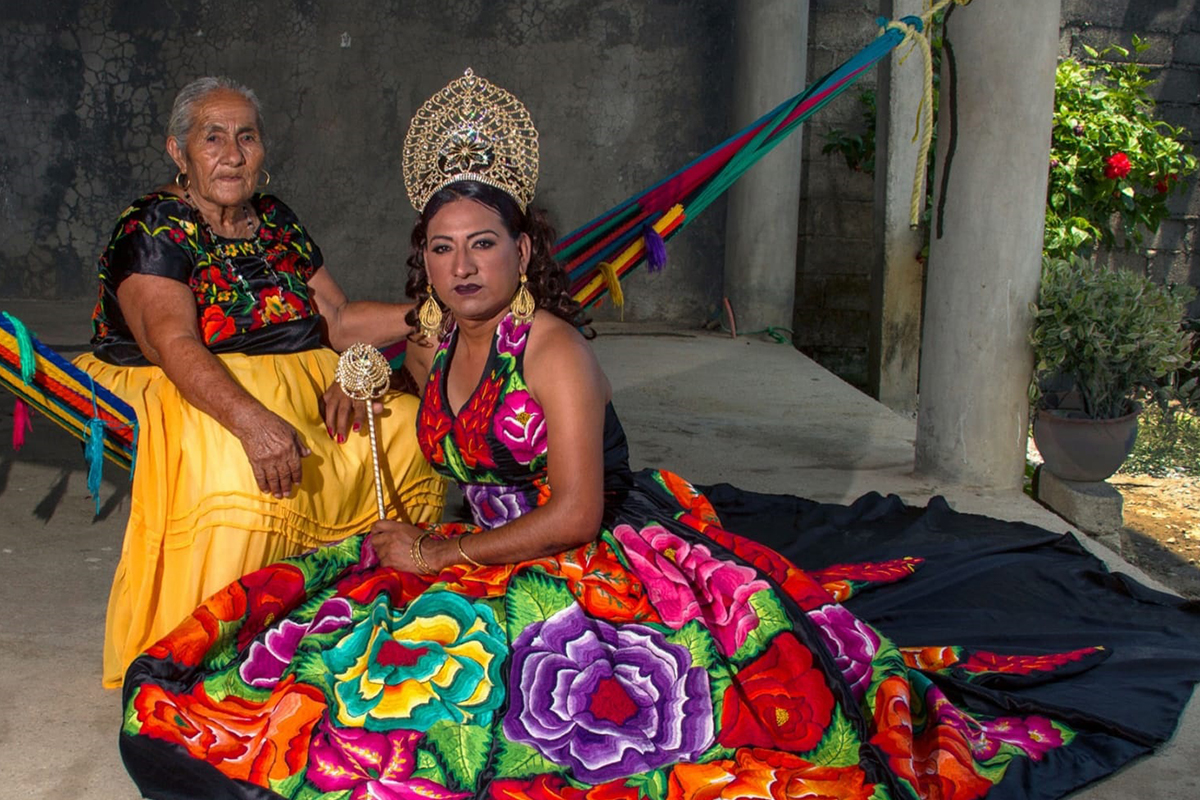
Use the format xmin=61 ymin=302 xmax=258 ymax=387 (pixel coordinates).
xmin=402 ymin=68 xmax=539 ymax=213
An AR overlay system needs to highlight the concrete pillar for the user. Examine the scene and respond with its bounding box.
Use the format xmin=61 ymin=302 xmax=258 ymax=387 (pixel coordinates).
xmin=723 ymin=0 xmax=808 ymax=333
xmin=914 ymin=0 xmax=1060 ymax=488
xmin=869 ymin=0 xmax=927 ymax=414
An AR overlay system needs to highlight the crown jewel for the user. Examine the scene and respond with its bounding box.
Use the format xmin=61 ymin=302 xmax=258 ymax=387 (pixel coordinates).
xmin=403 ymin=68 xmax=539 ymax=213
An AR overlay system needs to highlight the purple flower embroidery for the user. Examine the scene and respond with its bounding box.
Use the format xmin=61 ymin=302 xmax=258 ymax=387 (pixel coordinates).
xmin=240 ymin=597 xmax=353 ymax=687
xmin=493 ymin=389 xmax=546 ymax=465
xmin=463 ymin=483 xmax=531 ymax=529
xmin=807 ymin=603 xmax=880 ymax=701
xmin=613 ymin=523 xmax=769 ymax=656
xmin=502 ymin=604 xmax=713 ymax=784
xmin=306 ymin=718 xmax=469 ymax=799
xmin=497 ymin=313 xmax=529 ymax=356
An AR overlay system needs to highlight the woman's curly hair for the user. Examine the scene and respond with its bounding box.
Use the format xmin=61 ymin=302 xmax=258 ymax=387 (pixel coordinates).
xmin=404 ymin=180 xmax=592 ymax=339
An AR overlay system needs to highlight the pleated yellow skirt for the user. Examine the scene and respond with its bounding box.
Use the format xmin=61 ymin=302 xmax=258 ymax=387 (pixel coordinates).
xmin=75 ymin=349 xmax=446 ymax=688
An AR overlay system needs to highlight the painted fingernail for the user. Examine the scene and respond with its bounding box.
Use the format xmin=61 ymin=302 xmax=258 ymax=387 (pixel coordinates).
xmin=353 ymin=423 xmax=361 ymax=432
xmin=338 ymin=434 xmax=346 ymax=444
xmin=327 ymin=427 xmax=334 ymax=438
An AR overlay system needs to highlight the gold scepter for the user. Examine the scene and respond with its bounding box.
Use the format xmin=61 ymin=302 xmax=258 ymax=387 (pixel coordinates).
xmin=334 ymin=343 xmax=392 ymax=520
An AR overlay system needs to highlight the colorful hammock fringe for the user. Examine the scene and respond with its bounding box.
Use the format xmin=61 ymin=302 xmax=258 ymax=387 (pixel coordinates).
xmin=0 ymin=311 xmax=136 ymax=507
xmin=0 ymin=14 xmax=920 ymax=480
xmin=561 ymin=18 xmax=916 ymax=308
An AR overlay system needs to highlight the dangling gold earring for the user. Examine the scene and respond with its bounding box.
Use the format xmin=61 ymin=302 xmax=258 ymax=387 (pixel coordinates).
xmin=418 ymin=284 xmax=444 ymax=339
xmin=175 ymin=172 xmax=189 ymax=190
xmin=511 ymin=272 xmax=535 ymax=323
xmin=258 ymin=169 xmax=271 ymax=188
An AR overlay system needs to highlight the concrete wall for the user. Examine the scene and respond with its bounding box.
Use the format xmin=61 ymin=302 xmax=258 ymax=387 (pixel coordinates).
xmin=0 ymin=0 xmax=733 ymax=323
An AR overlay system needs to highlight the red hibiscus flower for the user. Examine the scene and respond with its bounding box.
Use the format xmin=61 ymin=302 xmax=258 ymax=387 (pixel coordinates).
xmin=870 ymin=676 xmax=993 ymax=800
xmin=252 ymin=286 xmax=304 ymax=328
xmin=196 ymin=264 xmax=231 ymax=292
xmin=236 ymin=564 xmax=307 ymax=650
xmin=453 ymin=373 xmax=503 ymax=468
xmin=123 ymin=218 xmax=139 ymax=234
xmin=200 ymin=305 xmax=236 ymax=344
xmin=168 ymin=227 xmax=186 ymax=243
xmin=1103 ymin=151 xmax=1132 ymax=179
xmin=719 ymin=633 xmax=836 ymax=751
xmin=272 ymin=251 xmax=300 ymax=275
xmin=417 ymin=368 xmax=452 ymax=465
xmin=146 ymin=581 xmax=249 ymax=666
xmin=132 ymin=675 xmax=325 ymax=785
xmin=962 ymin=646 xmax=1102 ymax=675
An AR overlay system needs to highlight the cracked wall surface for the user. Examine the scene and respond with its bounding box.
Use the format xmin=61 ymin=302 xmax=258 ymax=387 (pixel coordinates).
xmin=0 ymin=0 xmax=734 ymax=323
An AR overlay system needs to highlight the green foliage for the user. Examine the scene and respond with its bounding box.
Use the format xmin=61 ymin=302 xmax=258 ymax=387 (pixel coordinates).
xmin=1120 ymin=404 xmax=1200 ymax=477
xmin=1029 ymin=254 xmax=1195 ymax=418
xmin=1044 ymin=38 xmax=1198 ymax=260
xmin=822 ymin=90 xmax=877 ymax=174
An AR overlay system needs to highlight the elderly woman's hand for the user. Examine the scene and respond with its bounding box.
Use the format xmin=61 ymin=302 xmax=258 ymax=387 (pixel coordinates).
xmin=370 ymin=518 xmax=444 ymax=573
xmin=233 ymin=407 xmax=311 ymax=498
xmin=321 ymin=381 xmax=383 ymax=443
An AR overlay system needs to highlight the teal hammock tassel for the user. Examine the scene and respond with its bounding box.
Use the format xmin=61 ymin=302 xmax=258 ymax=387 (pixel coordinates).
xmin=1 ymin=311 xmax=36 ymax=384
xmin=86 ymin=377 xmax=105 ymax=515
xmin=85 ymin=417 xmax=105 ymax=516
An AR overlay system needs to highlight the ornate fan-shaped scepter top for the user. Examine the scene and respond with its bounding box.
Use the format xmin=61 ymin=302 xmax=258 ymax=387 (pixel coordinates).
xmin=335 ymin=343 xmax=392 ymax=520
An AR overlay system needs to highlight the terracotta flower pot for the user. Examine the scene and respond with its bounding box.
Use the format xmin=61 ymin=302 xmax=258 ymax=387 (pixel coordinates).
xmin=1032 ymin=405 xmax=1140 ymax=483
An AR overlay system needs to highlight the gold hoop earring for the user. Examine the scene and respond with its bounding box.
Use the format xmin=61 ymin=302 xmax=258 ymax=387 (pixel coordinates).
xmin=511 ymin=272 xmax=535 ymax=323
xmin=258 ymin=169 xmax=271 ymax=188
xmin=418 ymin=284 xmax=444 ymax=339
xmin=175 ymin=172 xmax=189 ymax=190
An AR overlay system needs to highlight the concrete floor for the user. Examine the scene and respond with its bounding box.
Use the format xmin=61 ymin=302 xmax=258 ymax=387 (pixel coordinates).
xmin=0 ymin=300 xmax=1195 ymax=799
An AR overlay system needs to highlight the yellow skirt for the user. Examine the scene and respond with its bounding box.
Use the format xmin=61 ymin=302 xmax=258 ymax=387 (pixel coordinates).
xmin=75 ymin=350 xmax=446 ymax=688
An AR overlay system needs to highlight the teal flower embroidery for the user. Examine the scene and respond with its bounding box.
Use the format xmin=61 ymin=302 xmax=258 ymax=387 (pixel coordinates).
xmin=324 ymin=591 xmax=506 ymax=731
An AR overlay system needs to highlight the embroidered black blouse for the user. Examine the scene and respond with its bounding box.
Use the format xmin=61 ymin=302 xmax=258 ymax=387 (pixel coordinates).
xmin=90 ymin=191 xmax=326 ymax=365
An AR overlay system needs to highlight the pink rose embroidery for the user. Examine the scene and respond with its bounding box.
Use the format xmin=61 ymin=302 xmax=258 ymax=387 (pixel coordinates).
xmin=614 ymin=523 xmax=770 ymax=656
xmin=493 ymin=389 xmax=546 ymax=465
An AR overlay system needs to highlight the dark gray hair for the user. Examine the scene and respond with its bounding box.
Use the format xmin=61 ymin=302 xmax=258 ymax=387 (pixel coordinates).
xmin=167 ymin=76 xmax=265 ymax=149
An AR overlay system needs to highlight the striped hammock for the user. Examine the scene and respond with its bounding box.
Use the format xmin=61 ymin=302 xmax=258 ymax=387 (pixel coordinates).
xmin=2 ymin=15 xmax=923 ymax=498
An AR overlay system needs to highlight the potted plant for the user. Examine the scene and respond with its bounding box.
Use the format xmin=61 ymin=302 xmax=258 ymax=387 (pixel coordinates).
xmin=1028 ymin=254 xmax=1194 ymax=481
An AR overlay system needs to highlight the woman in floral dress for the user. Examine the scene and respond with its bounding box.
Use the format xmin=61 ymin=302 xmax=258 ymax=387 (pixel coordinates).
xmin=117 ymin=71 xmax=1200 ymax=800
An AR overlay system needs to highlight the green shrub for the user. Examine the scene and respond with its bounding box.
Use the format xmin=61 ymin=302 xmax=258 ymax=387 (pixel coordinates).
xmin=1029 ymin=254 xmax=1195 ymax=418
xmin=1044 ymin=37 xmax=1198 ymax=260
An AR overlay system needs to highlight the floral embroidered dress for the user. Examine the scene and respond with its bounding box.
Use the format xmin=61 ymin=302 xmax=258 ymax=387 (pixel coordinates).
xmin=119 ymin=313 xmax=1200 ymax=800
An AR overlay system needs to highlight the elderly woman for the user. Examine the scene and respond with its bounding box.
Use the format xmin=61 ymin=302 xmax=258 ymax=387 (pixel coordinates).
xmin=74 ymin=76 xmax=445 ymax=688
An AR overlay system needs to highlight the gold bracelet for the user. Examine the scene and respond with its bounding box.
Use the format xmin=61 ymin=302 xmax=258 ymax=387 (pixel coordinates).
xmin=411 ymin=532 xmax=434 ymax=575
xmin=457 ymin=536 xmax=485 ymax=568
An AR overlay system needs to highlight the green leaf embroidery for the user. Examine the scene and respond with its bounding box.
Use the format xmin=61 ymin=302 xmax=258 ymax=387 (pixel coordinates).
xmin=803 ymin=705 xmax=861 ymax=768
xmin=411 ymin=747 xmax=449 ymax=785
xmin=665 ymin=620 xmax=720 ymax=672
xmin=425 ymin=720 xmax=492 ymax=790
xmin=728 ymin=589 xmax=791 ymax=663
xmin=493 ymin=737 xmax=565 ymax=779
xmin=623 ymin=768 xmax=670 ymax=800
xmin=505 ymin=570 xmax=578 ymax=637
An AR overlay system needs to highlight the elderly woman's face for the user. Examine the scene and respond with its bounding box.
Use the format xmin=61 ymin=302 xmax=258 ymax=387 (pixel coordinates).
xmin=169 ymin=88 xmax=264 ymax=209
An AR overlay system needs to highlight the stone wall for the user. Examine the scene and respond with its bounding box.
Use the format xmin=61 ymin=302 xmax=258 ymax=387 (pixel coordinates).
xmin=0 ymin=0 xmax=733 ymax=323
xmin=793 ymin=0 xmax=879 ymax=389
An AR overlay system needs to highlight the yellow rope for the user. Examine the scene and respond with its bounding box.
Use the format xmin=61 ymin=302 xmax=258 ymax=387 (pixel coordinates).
xmin=882 ymin=0 xmax=971 ymax=227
